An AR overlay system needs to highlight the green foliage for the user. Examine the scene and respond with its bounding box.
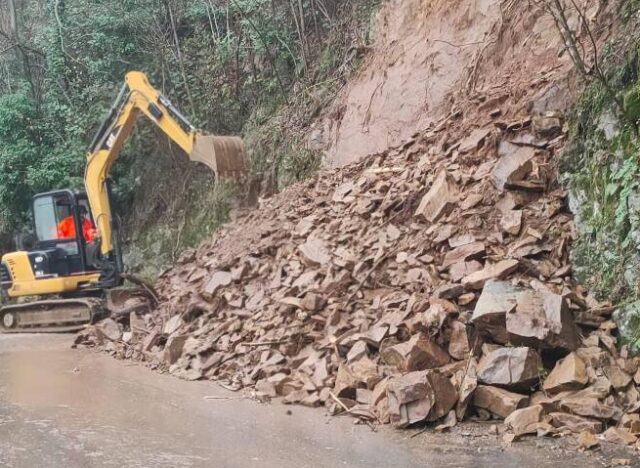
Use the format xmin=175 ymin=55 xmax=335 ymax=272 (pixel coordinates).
xmin=623 ymin=82 xmax=640 ymax=121
xmin=0 ymin=82 xmax=85 ymax=232
xmin=622 ymin=0 xmax=640 ymax=22
xmin=565 ymin=39 xmax=640 ymax=301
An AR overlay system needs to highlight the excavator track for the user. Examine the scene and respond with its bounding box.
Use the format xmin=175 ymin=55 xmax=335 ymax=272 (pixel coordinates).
xmin=0 ymin=298 xmax=106 ymax=334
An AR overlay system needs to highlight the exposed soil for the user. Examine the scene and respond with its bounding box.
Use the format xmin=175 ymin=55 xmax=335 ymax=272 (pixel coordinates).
xmin=313 ymin=0 xmax=584 ymax=167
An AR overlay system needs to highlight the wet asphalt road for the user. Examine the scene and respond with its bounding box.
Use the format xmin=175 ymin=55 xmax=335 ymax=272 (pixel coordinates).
xmin=0 ymin=334 xmax=621 ymax=467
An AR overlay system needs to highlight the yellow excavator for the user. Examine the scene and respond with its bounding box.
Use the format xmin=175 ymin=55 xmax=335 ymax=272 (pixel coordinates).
xmin=0 ymin=71 xmax=246 ymax=333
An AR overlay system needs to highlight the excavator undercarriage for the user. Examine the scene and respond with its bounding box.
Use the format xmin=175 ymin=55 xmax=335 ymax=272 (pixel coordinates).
xmin=0 ymin=298 xmax=104 ymax=333
xmin=0 ymin=286 xmax=154 ymax=334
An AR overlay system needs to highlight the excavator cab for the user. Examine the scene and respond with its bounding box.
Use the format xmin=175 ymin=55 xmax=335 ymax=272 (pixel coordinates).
xmin=31 ymin=190 xmax=99 ymax=278
xmin=0 ymin=190 xmax=112 ymax=332
xmin=0 ymin=190 xmax=119 ymax=299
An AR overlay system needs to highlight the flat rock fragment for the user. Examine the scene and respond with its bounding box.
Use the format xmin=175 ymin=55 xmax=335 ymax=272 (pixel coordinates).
xmin=462 ymin=259 xmax=519 ymax=290
xmin=543 ymin=352 xmax=588 ymax=394
xmin=415 ymin=170 xmax=459 ymax=223
xmin=381 ymin=334 xmax=450 ymax=371
xmin=504 ymin=405 xmax=544 ymax=436
xmin=386 ymin=370 xmax=457 ymax=428
xmin=492 ymin=141 xmax=535 ymax=190
xmin=472 ymin=385 xmax=528 ymax=418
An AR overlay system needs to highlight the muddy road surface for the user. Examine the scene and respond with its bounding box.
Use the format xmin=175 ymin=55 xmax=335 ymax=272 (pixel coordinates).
xmin=0 ymin=334 xmax=621 ymax=467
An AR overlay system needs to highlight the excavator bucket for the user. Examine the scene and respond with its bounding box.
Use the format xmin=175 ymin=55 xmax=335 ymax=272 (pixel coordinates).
xmin=191 ymin=134 xmax=247 ymax=179
xmin=105 ymin=287 xmax=153 ymax=316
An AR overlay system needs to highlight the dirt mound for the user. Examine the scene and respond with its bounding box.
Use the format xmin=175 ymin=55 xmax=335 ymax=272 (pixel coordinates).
xmin=78 ymin=106 xmax=638 ymax=446
xmin=75 ymin=0 xmax=640 ymax=451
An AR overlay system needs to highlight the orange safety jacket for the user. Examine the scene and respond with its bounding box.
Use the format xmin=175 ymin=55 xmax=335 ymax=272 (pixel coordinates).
xmin=57 ymin=216 xmax=96 ymax=242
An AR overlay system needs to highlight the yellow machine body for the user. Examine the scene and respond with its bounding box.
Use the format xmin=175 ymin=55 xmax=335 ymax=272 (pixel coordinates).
xmin=2 ymin=251 xmax=100 ymax=298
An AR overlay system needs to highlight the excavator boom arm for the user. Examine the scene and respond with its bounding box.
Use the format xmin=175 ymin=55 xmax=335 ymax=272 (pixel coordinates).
xmin=84 ymin=71 xmax=245 ymax=256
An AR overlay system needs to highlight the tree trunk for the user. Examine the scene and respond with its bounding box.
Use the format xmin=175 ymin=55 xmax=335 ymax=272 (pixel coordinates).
xmin=167 ymin=0 xmax=196 ymax=116
xmin=7 ymin=0 xmax=35 ymax=100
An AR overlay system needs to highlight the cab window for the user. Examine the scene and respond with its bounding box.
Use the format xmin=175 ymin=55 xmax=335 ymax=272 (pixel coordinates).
xmin=33 ymin=195 xmax=74 ymax=242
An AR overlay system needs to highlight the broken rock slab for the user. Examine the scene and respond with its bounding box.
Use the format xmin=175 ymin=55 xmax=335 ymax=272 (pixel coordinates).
xmin=543 ymin=352 xmax=588 ymax=394
xmin=472 ymin=280 xmax=579 ymax=350
xmin=381 ymin=333 xmax=450 ymax=371
xmin=333 ymin=357 xmax=381 ymax=400
xmin=504 ymin=404 xmax=544 ymax=436
xmin=163 ymin=314 xmax=183 ymax=335
xmin=298 ymin=236 xmax=331 ymax=267
xmin=94 ymin=318 xmax=122 ymax=342
xmin=387 ymin=370 xmax=457 ymax=428
xmin=533 ymin=113 xmax=563 ymax=138
xmin=442 ymin=242 xmax=486 ymax=270
xmin=559 ymin=397 xmax=621 ymax=421
xmin=347 ymin=341 xmax=369 ymax=363
xmin=462 ymin=259 xmax=519 ymax=290
xmin=202 ymin=271 xmax=232 ymax=299
xmin=473 ymin=385 xmax=528 ymax=418
xmin=458 ymin=128 xmax=492 ymax=154
xmin=333 ymin=362 xmax=358 ymax=399
xmin=447 ymin=321 xmax=470 ymax=361
xmin=164 ymin=334 xmax=188 ymax=365
xmin=415 ymin=170 xmax=459 ymax=223
xmin=450 ymin=260 xmax=483 ymax=282
xmin=472 ymin=280 xmax=522 ymax=344
xmin=577 ymin=430 xmax=599 ymax=450
xmin=434 ymin=283 xmax=465 ymax=300
xmin=547 ymin=412 xmax=602 ymax=434
xmin=507 ymin=289 xmax=579 ymax=350
xmin=477 ymin=346 xmax=541 ymax=389
xmin=603 ymin=427 xmax=638 ymax=446
xmin=604 ymin=364 xmax=633 ymax=390
xmin=501 ymin=210 xmax=523 ymax=235
xmin=492 ymin=141 xmax=535 ymax=190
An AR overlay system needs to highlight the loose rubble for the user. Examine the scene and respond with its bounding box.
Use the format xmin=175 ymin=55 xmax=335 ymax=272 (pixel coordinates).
xmin=77 ymin=106 xmax=639 ymax=452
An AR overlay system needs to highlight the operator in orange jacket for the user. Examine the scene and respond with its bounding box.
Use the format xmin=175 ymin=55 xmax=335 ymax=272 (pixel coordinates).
xmin=57 ymin=206 xmax=97 ymax=242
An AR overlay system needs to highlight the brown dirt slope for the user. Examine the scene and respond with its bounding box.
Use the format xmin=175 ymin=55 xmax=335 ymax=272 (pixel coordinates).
xmin=312 ymin=0 xmax=584 ymax=167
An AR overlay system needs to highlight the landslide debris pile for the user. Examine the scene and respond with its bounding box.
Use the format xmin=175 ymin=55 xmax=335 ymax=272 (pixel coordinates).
xmin=79 ymin=112 xmax=640 ymax=447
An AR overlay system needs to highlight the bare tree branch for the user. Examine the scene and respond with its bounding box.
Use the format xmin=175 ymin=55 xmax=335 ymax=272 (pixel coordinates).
xmin=532 ymin=0 xmax=638 ymax=134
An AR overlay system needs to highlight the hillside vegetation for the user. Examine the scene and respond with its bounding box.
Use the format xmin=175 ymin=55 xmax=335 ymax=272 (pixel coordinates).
xmin=0 ymin=0 xmax=379 ymax=273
